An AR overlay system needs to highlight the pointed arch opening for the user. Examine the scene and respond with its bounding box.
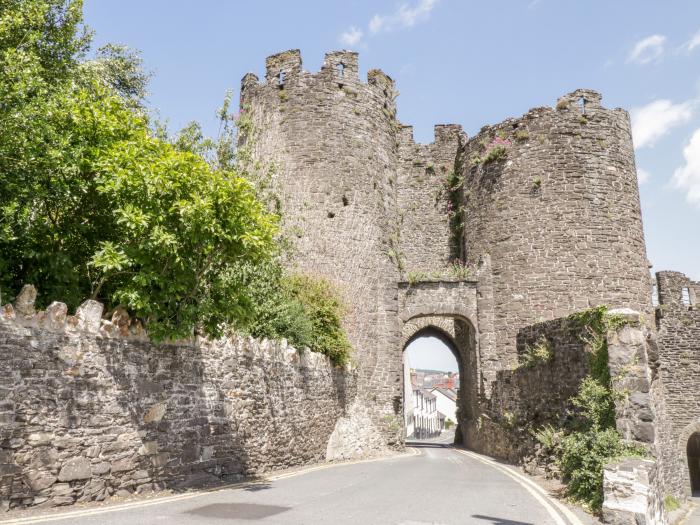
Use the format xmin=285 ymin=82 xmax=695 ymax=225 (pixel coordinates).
xmin=400 ymin=315 xmax=478 ymax=445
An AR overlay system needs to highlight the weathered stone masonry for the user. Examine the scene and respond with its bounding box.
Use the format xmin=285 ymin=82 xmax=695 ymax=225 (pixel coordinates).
xmin=241 ymin=50 xmax=699 ymax=522
xmin=2 ymin=48 xmax=697 ymax=520
xmin=0 ymin=296 xmax=364 ymax=510
xmin=241 ymin=49 xmax=654 ymax=456
xmin=652 ymin=271 xmax=700 ymax=500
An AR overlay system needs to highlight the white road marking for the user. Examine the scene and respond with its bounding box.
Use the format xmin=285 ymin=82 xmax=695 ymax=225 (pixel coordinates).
xmin=454 ymin=449 xmax=585 ymax=525
xmin=0 ymin=448 xmax=420 ymax=525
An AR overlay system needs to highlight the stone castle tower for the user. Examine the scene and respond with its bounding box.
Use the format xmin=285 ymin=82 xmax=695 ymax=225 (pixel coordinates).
xmin=240 ymin=49 xmax=653 ymax=455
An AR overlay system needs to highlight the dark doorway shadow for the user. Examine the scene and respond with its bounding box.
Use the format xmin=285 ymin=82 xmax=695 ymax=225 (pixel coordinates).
xmin=689 ymin=432 xmax=700 ymax=495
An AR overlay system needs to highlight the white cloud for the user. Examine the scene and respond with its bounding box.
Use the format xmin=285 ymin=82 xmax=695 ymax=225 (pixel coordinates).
xmin=368 ymin=0 xmax=439 ymax=34
xmin=683 ymin=29 xmax=700 ymax=53
xmin=369 ymin=14 xmax=384 ymax=34
xmin=630 ymin=99 xmax=694 ymax=149
xmin=627 ymin=34 xmax=666 ymax=65
xmin=339 ymin=26 xmax=363 ymax=47
xmin=672 ymin=128 xmax=700 ymax=206
xmin=637 ymin=168 xmax=651 ymax=185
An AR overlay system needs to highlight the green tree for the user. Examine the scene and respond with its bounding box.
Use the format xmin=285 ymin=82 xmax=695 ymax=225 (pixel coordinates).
xmin=0 ymin=0 xmax=278 ymax=340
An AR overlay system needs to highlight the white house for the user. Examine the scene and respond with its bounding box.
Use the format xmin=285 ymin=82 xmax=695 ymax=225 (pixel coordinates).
xmin=431 ymin=387 xmax=457 ymax=427
xmin=410 ymin=388 xmax=440 ymax=439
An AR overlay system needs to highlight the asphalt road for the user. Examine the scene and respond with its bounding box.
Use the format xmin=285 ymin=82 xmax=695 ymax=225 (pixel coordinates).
xmin=3 ymin=443 xmax=581 ymax=525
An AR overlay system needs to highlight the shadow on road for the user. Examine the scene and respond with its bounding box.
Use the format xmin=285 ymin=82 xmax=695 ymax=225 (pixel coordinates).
xmin=405 ymin=441 xmax=452 ymax=449
xmin=472 ymin=514 xmax=534 ymax=525
xmin=186 ymin=502 xmax=290 ymax=520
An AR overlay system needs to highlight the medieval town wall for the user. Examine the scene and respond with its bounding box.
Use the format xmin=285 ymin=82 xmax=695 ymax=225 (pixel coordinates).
xmin=0 ymin=295 xmax=363 ymax=510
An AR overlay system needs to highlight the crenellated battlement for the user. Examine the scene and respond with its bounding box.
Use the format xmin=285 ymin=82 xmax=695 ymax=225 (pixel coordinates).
xmin=241 ymin=50 xmax=398 ymax=111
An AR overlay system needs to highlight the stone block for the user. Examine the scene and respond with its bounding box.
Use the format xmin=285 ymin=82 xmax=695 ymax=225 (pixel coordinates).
xmin=14 ymin=285 xmax=37 ymax=317
xmin=57 ymin=457 xmax=92 ymax=482
xmin=111 ymin=455 xmax=136 ymax=473
xmin=143 ymin=402 xmax=167 ymax=423
xmin=25 ymin=471 xmax=56 ymax=491
xmin=602 ymin=458 xmax=665 ymax=525
xmin=27 ymin=433 xmax=54 ymax=447
xmin=91 ymin=462 xmax=111 ymax=476
xmin=44 ymin=302 xmax=68 ymax=331
xmin=75 ymin=300 xmax=104 ymax=333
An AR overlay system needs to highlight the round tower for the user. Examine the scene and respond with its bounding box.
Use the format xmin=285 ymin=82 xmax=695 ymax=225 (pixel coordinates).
xmin=459 ymin=89 xmax=653 ymax=374
xmin=240 ymin=50 xmax=404 ymax=442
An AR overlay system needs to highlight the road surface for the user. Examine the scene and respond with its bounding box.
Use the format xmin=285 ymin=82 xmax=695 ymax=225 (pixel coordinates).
xmin=2 ymin=443 xmax=582 ymax=525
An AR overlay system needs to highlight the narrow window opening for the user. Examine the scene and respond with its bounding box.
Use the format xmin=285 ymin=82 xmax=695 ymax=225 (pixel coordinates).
xmin=651 ymin=281 xmax=659 ymax=307
xmin=278 ymin=70 xmax=285 ymax=88
xmin=327 ymin=211 xmax=335 ymax=219
xmin=337 ymin=63 xmax=345 ymax=78
xmin=342 ymin=195 xmax=349 ymax=206
xmin=682 ymin=287 xmax=692 ymax=306
xmin=579 ymin=96 xmax=586 ymax=115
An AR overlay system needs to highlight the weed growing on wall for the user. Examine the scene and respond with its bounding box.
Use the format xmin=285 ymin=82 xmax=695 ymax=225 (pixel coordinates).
xmin=518 ymin=336 xmax=553 ymax=368
xmin=535 ymin=306 xmax=646 ymax=511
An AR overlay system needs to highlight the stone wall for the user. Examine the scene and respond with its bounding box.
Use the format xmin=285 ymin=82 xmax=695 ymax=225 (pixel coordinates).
xmin=653 ymin=271 xmax=700 ymax=499
xmin=0 ymin=294 xmax=362 ymax=510
xmin=464 ymin=314 xmax=591 ymax=461
xmin=241 ymin=51 xmax=656 ymax=459
xmin=397 ymin=124 xmax=464 ymax=273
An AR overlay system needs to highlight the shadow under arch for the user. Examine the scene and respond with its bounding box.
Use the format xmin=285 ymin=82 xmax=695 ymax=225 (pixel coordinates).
xmin=400 ymin=314 xmax=480 ymax=444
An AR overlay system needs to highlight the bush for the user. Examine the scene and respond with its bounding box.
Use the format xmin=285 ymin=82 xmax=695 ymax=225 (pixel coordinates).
xmin=232 ymin=262 xmax=351 ymax=365
xmin=534 ymin=306 xmax=646 ymax=511
xmin=519 ymin=336 xmax=553 ymax=368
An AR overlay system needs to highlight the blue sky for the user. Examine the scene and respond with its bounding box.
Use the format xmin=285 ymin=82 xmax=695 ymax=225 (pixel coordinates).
xmin=405 ymin=336 xmax=458 ymax=373
xmin=84 ymin=0 xmax=699 ymax=283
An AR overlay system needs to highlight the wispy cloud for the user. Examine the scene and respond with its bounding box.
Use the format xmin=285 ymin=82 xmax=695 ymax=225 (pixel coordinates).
xmin=637 ymin=168 xmax=651 ymax=185
xmin=682 ymin=28 xmax=700 ymax=53
xmin=630 ymin=99 xmax=694 ymax=149
xmin=672 ymin=128 xmax=700 ymax=207
xmin=627 ymin=34 xmax=666 ymax=65
xmin=368 ymin=0 xmax=439 ymax=34
xmin=339 ymin=26 xmax=363 ymax=48
xmin=339 ymin=0 xmax=439 ymax=50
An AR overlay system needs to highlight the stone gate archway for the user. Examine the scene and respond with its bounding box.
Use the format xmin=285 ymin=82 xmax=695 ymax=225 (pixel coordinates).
xmin=398 ymin=279 xmax=480 ymax=444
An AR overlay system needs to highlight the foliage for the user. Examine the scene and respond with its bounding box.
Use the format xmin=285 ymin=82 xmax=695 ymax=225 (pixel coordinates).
xmin=80 ymin=43 xmax=150 ymax=105
xmin=664 ymin=495 xmax=680 ymax=512
xmin=234 ymin=262 xmax=351 ymax=365
xmin=534 ymin=306 xmax=645 ymax=511
xmin=519 ymin=336 xmax=553 ymax=368
xmin=0 ymin=0 xmax=278 ymax=341
xmin=448 ymin=260 xmax=470 ymax=279
xmin=483 ymin=144 xmax=507 ymax=164
xmin=514 ymin=129 xmax=530 ymax=142
xmin=444 ymin=418 xmax=455 ymax=429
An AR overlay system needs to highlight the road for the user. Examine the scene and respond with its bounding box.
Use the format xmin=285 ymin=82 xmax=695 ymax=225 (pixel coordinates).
xmin=2 ymin=442 xmax=582 ymax=525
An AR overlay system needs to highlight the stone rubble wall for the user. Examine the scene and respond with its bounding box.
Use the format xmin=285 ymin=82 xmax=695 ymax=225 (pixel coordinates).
xmin=465 ymin=313 xmax=591 ymax=462
xmin=652 ymin=271 xmax=700 ymax=500
xmin=0 ymin=291 xmax=362 ymax=510
xmin=603 ymin=458 xmax=667 ymax=525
